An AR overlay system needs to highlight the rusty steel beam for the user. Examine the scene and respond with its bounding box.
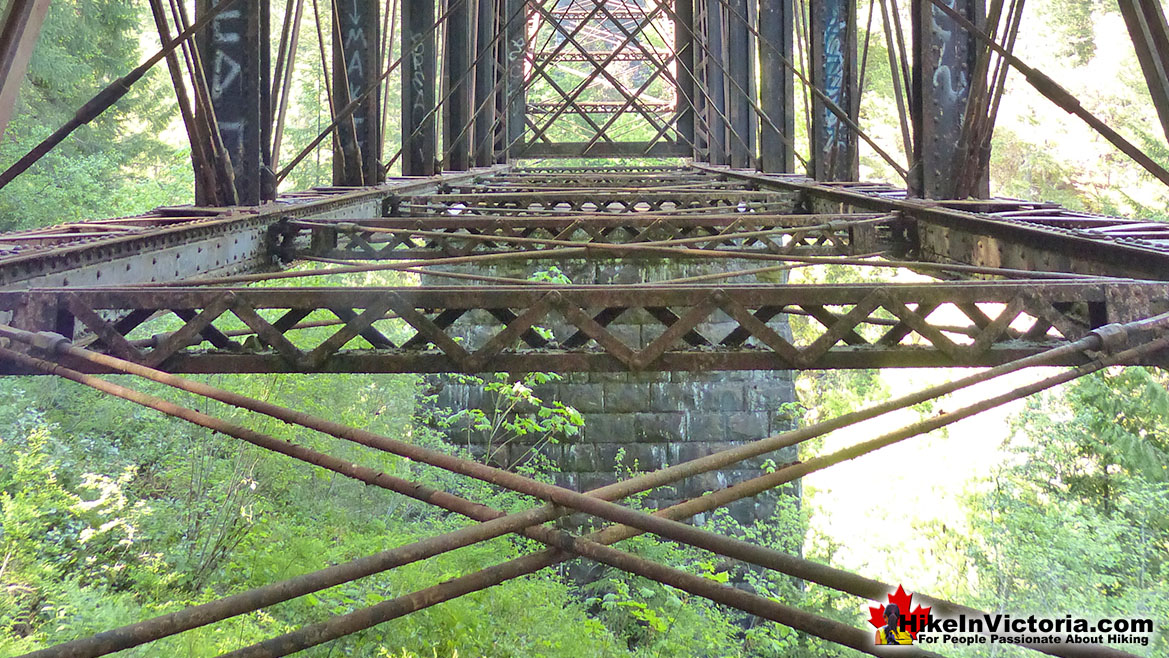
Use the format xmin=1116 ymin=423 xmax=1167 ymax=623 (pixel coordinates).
xmin=702 ymin=0 xmax=729 ymax=164
xmin=0 ymin=0 xmax=49 ymax=143
xmin=472 ymin=0 xmax=496 ymax=166
xmin=0 ymin=170 xmax=498 ymax=289
xmin=332 ymin=0 xmax=381 ymax=185
xmin=911 ymin=0 xmax=984 ymax=198
xmin=401 ymin=0 xmax=437 ymax=175
xmin=695 ymin=164 xmax=1169 ymax=281
xmin=809 ymin=0 xmax=859 ymax=180
xmin=4 ymin=280 xmax=1165 ymax=374
xmin=195 ymin=0 xmax=271 ymax=205
xmin=276 ymin=214 xmax=882 ymax=260
xmin=675 ymin=0 xmax=697 ymax=153
xmin=1118 ymin=0 xmax=1169 ymax=144
xmin=396 ymin=188 xmax=792 ymax=212
xmin=759 ymin=0 xmax=795 ymax=173
xmin=499 ymin=0 xmax=526 ymax=159
xmin=443 ymin=0 xmax=473 ymax=171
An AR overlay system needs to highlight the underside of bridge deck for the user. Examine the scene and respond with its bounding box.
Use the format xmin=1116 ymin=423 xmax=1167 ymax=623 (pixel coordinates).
xmin=0 ymin=166 xmax=1166 ymax=377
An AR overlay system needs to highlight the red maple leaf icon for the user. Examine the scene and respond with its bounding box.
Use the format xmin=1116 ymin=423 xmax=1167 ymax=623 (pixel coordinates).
xmin=867 ymin=585 xmax=932 ymax=640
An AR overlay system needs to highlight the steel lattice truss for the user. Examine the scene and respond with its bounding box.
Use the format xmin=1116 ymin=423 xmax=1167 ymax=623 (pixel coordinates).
xmin=522 ymin=0 xmax=682 ymax=156
xmin=4 ymin=168 xmax=1168 ymax=378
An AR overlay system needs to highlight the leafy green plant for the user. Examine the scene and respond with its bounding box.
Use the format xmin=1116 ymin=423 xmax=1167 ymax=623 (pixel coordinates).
xmin=437 ymin=372 xmax=583 ymax=470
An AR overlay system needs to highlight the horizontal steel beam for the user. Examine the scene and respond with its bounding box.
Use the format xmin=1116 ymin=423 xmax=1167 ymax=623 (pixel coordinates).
xmin=532 ymin=50 xmax=673 ymax=63
xmin=526 ymin=101 xmax=675 ymax=115
xmin=3 ymin=281 xmax=1164 ymax=374
xmin=277 ymin=214 xmax=878 ymax=261
xmin=520 ymin=141 xmax=692 ymax=158
xmin=0 ymin=169 xmax=502 ymax=289
xmin=694 ymin=165 xmax=1169 ymax=281
xmin=397 ymin=189 xmax=796 ymax=214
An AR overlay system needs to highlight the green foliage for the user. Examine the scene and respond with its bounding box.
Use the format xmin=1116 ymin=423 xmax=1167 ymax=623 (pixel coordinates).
xmin=0 ymin=0 xmax=192 ymax=230
xmin=990 ymin=126 xmax=1092 ymax=211
xmin=579 ymin=495 xmax=861 ymax=658
xmin=0 ymin=371 xmax=607 ymax=655
xmin=1039 ymin=0 xmax=1101 ymax=65
xmin=954 ymin=369 xmax=1169 ymax=656
xmin=436 ymin=372 xmax=583 ymax=471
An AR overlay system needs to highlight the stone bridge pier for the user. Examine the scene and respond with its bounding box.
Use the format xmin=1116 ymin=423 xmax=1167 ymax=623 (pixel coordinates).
xmin=425 ymin=256 xmax=800 ymax=532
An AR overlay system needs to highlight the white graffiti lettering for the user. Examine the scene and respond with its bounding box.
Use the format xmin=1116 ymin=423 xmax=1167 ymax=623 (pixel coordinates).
xmin=211 ymin=51 xmax=241 ymax=100
xmin=411 ymin=39 xmax=428 ymax=112
xmin=211 ymin=10 xmax=241 ymax=43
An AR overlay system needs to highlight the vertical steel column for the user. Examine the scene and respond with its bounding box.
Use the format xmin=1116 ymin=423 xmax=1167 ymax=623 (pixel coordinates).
xmin=259 ymin=0 xmax=274 ymax=199
xmin=704 ymin=0 xmax=728 ymax=165
xmin=402 ymin=0 xmax=437 ymax=176
xmin=911 ymin=0 xmax=982 ymax=198
xmin=445 ymin=0 xmax=473 ymax=171
xmin=808 ymin=0 xmax=857 ymax=180
xmin=759 ymin=0 xmax=794 ymax=172
xmin=333 ymin=0 xmax=383 ymax=185
xmin=675 ymin=0 xmax=697 ymax=155
xmin=196 ymin=0 xmax=268 ymax=204
xmin=1119 ymin=0 xmax=1169 ymax=144
xmin=473 ymin=0 xmax=497 ymax=166
xmin=727 ymin=0 xmax=755 ymax=168
xmin=500 ymin=0 xmax=527 ymax=161
xmin=0 ymin=0 xmax=50 ymax=143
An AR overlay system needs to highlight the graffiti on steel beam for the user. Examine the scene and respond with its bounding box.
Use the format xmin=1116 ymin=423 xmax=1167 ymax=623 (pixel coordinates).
xmin=929 ymin=0 xmax=970 ymax=109
xmin=340 ymin=0 xmax=372 ymax=137
xmin=411 ymin=38 xmax=428 ymax=112
xmin=208 ymin=0 xmax=246 ymax=151
xmin=822 ymin=1 xmax=846 ymax=158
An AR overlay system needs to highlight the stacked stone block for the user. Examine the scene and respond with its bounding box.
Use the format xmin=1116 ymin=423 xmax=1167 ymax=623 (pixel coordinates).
xmin=427 ymin=256 xmax=799 ymax=528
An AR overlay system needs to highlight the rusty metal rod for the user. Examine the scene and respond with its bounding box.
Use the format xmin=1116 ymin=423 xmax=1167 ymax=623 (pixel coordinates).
xmin=219 ymin=526 xmax=948 ymax=658
xmin=217 ymin=327 xmax=1162 ymax=658
xmin=148 ymin=240 xmax=1124 ymax=288
xmin=3 ymin=344 xmax=943 ymax=658
xmin=0 ymin=346 xmax=582 ymax=658
xmin=6 ymin=322 xmax=1154 ymax=657
xmin=0 ymin=344 xmax=922 ymax=658
xmin=223 ymin=324 xmax=1163 ymax=658
xmin=582 ymin=339 xmax=1169 ymax=658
